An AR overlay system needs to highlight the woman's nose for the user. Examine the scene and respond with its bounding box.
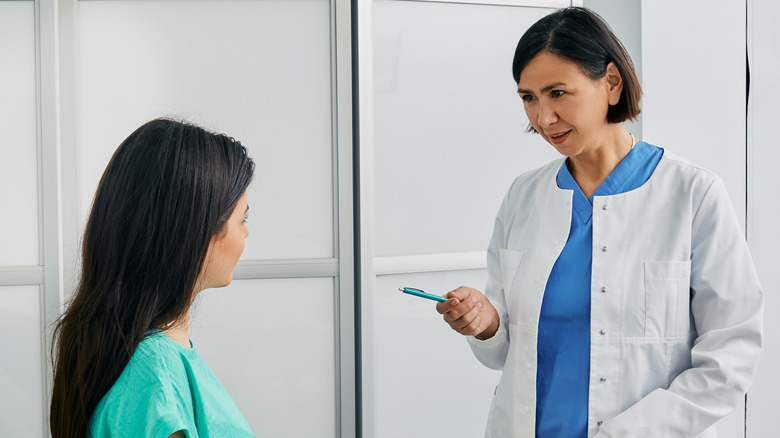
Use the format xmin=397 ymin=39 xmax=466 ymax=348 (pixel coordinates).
xmin=537 ymin=101 xmax=558 ymax=128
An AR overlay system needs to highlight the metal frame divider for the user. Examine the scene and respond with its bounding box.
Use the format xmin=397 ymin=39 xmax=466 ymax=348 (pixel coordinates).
xmin=334 ymin=0 xmax=357 ymax=436
xmin=36 ymin=1 xmax=63 ymax=437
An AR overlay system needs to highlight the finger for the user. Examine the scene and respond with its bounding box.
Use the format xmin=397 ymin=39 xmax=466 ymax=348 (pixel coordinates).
xmin=435 ymin=296 xmax=461 ymax=314
xmin=442 ymin=302 xmax=473 ymax=326
xmin=449 ymin=286 xmax=473 ymax=301
xmin=444 ymin=302 xmax=480 ymax=333
xmin=444 ymin=297 xmax=476 ymax=320
xmin=444 ymin=314 xmax=471 ymax=334
xmin=442 ymin=290 xmax=462 ymax=307
xmin=460 ymin=312 xmax=485 ymax=336
xmin=455 ymin=302 xmax=483 ymax=331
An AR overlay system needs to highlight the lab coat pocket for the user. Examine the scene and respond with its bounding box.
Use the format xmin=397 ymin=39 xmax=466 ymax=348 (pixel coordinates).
xmin=644 ymin=260 xmax=692 ymax=337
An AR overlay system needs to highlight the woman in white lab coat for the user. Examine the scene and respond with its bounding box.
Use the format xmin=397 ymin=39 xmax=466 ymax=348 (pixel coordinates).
xmin=436 ymin=7 xmax=763 ymax=438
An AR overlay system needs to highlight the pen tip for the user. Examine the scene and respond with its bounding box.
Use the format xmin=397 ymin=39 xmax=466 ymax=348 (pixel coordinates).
xmin=398 ymin=287 xmax=404 ymax=292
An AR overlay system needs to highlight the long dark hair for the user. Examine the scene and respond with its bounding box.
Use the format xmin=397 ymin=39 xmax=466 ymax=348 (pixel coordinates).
xmin=512 ymin=7 xmax=642 ymax=124
xmin=49 ymin=118 xmax=254 ymax=438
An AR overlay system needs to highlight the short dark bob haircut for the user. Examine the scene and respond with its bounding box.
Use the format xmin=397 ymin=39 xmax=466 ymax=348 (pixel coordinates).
xmin=512 ymin=7 xmax=642 ymax=124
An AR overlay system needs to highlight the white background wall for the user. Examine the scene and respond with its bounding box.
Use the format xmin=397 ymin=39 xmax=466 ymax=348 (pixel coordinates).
xmin=0 ymin=0 xmax=776 ymax=437
xmin=746 ymin=1 xmax=780 ymax=436
xmin=0 ymin=0 xmax=356 ymax=437
xmin=0 ymin=2 xmax=45 ymax=435
xmin=640 ymin=1 xmax=746 ymax=435
xmin=367 ymin=1 xmax=566 ymax=435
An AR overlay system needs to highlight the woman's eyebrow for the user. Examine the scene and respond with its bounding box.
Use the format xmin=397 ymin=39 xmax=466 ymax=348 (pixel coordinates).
xmin=517 ymin=82 xmax=567 ymax=94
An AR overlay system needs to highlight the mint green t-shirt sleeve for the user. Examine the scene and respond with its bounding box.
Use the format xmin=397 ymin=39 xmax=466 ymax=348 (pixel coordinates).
xmin=89 ymin=332 xmax=253 ymax=438
xmin=89 ymin=375 xmax=198 ymax=438
xmin=89 ymin=340 xmax=199 ymax=437
xmin=153 ymin=417 xmax=196 ymax=438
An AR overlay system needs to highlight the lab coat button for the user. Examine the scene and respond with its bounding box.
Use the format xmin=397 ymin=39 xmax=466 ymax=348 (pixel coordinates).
xmin=535 ymin=276 xmax=541 ymax=282
xmin=600 ymin=377 xmax=607 ymax=382
xmin=601 ymin=287 xmax=607 ymax=293
xmin=601 ymin=204 xmax=608 ymax=210
xmin=599 ymin=329 xmax=606 ymax=335
xmin=602 ymin=246 xmax=608 ymax=252
xmin=597 ymin=420 xmax=603 ymax=426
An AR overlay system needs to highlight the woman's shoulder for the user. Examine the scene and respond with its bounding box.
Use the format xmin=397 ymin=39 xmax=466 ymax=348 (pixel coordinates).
xmin=650 ymin=149 xmax=724 ymax=197
xmin=504 ymin=158 xmax=566 ymax=198
xmin=514 ymin=158 xmax=565 ymax=184
xmin=118 ymin=332 xmax=197 ymax=393
xmin=658 ymin=150 xmax=718 ymax=180
xmin=89 ymin=333 xmax=197 ymax=437
xmin=134 ymin=331 xmax=192 ymax=359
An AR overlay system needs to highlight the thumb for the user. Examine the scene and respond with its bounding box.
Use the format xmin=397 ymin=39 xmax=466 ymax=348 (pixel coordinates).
xmin=442 ymin=291 xmax=461 ymax=305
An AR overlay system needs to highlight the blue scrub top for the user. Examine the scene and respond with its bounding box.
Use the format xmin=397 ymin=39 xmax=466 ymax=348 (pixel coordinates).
xmin=535 ymin=141 xmax=664 ymax=437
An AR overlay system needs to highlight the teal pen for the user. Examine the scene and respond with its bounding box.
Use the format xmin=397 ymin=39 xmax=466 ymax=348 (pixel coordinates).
xmin=399 ymin=287 xmax=448 ymax=302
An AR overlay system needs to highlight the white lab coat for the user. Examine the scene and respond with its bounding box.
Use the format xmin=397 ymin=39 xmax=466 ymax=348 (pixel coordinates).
xmin=468 ymin=153 xmax=763 ymax=438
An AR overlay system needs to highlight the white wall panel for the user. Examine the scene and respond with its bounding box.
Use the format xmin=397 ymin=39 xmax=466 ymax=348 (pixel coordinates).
xmin=374 ymin=270 xmax=500 ymax=438
xmin=78 ymin=0 xmax=334 ymax=261
xmin=642 ymin=2 xmax=748 ymax=435
xmin=0 ymin=286 xmax=43 ymax=436
xmin=190 ymin=278 xmax=336 ymax=438
xmin=0 ymin=2 xmax=39 ymax=266
xmin=584 ymin=0 xmax=642 ymax=137
xmin=373 ymin=0 xmax=560 ymax=257
xmin=641 ymin=1 xmax=746 ymax=231
xmin=746 ymin=0 xmax=780 ymax=436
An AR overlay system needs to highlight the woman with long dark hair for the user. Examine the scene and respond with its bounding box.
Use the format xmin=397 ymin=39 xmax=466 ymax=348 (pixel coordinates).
xmin=50 ymin=118 xmax=255 ymax=437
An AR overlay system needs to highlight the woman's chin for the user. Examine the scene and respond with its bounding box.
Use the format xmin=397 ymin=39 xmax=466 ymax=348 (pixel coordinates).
xmin=216 ymin=277 xmax=234 ymax=288
xmin=200 ymin=277 xmax=234 ymax=292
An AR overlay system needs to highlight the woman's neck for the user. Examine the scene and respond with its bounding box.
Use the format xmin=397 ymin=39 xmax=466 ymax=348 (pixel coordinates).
xmin=567 ymin=127 xmax=635 ymax=198
xmin=163 ymin=314 xmax=191 ymax=348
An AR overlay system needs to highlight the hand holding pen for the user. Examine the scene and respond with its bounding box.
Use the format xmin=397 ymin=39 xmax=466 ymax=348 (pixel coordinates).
xmin=435 ymin=286 xmax=500 ymax=340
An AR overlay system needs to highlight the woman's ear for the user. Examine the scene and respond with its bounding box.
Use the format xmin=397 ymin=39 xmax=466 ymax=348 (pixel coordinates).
xmin=605 ymin=62 xmax=623 ymax=106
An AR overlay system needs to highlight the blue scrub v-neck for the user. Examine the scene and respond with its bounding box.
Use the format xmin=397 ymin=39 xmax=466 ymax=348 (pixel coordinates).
xmin=535 ymin=141 xmax=663 ymax=437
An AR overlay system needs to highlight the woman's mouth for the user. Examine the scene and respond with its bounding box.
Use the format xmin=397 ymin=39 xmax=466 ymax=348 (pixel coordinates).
xmin=549 ymin=130 xmax=571 ymax=145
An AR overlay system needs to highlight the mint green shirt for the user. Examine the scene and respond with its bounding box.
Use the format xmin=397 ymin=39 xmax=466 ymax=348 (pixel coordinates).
xmin=89 ymin=332 xmax=254 ymax=438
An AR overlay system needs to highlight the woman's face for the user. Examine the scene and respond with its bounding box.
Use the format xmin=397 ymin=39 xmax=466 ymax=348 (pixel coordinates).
xmin=198 ymin=192 xmax=250 ymax=291
xmin=516 ymin=51 xmax=622 ymax=158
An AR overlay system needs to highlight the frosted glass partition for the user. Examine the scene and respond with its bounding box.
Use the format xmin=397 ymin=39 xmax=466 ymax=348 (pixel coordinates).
xmin=0 ymin=286 xmax=43 ymax=436
xmin=374 ymin=270 xmax=501 ymax=438
xmin=0 ymin=2 xmax=39 ymax=266
xmin=78 ymin=0 xmax=334 ymax=260
xmin=373 ymin=1 xmax=560 ymax=257
xmin=745 ymin=1 xmax=780 ymax=436
xmin=641 ymin=1 xmax=746 ymax=230
xmin=189 ymin=278 xmax=336 ymax=437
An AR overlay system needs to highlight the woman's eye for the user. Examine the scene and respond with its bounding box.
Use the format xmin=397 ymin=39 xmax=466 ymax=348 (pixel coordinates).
xmin=520 ymin=94 xmax=535 ymax=103
xmin=243 ymin=214 xmax=249 ymax=223
xmin=551 ymin=90 xmax=565 ymax=98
